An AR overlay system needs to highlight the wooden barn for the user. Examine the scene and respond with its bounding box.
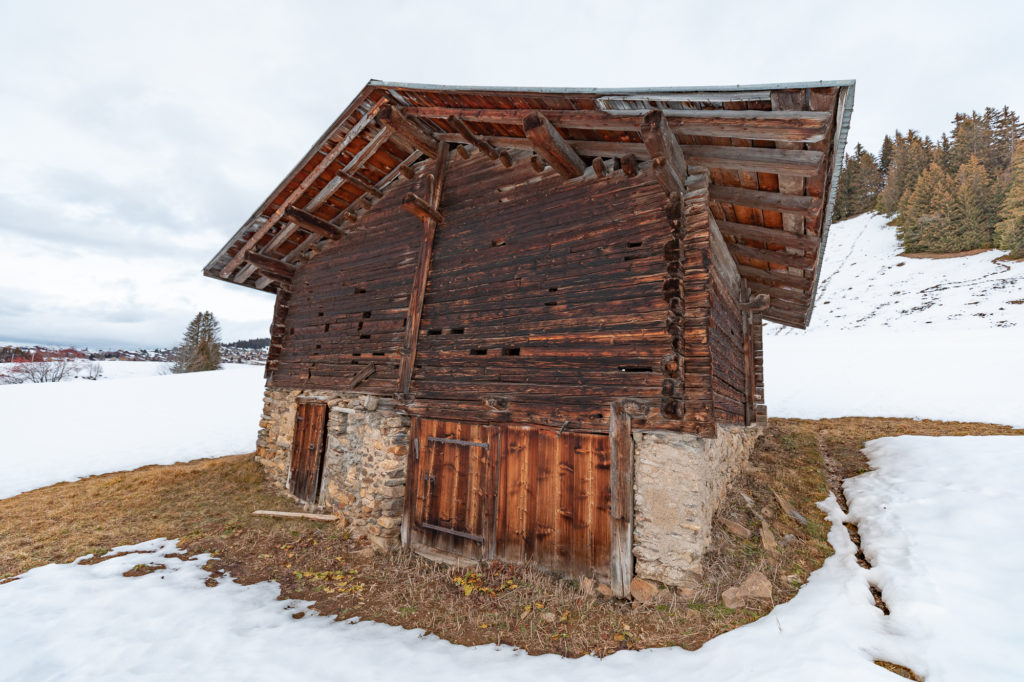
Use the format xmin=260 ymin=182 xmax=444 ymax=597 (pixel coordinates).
xmin=205 ymin=80 xmax=854 ymax=596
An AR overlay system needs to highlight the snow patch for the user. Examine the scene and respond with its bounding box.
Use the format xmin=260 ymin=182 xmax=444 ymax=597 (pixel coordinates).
xmin=0 ymin=365 xmax=265 ymax=499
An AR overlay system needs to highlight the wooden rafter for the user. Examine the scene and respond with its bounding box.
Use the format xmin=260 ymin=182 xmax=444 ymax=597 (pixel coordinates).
xmin=376 ymin=103 xmax=439 ymax=158
xmin=728 ymin=242 xmax=814 ymax=269
xmin=433 ymin=134 xmax=823 ymax=176
xmin=709 ymin=185 xmax=822 ymax=216
xmin=283 ymin=206 xmax=345 ymax=239
xmin=716 ymin=218 xmax=820 ymax=250
xmin=244 ymin=252 xmax=296 ymax=281
xmin=404 ymin=106 xmax=832 ymax=143
xmin=398 ymin=141 xmax=451 ymax=395
xmin=447 ymin=115 xmax=501 ymax=160
xmin=736 ymin=264 xmax=811 ymax=289
xmin=217 ymin=101 xmax=385 ymax=278
xmin=523 ymin=113 xmax=585 ymax=179
xmin=641 ymin=109 xmax=688 ymax=193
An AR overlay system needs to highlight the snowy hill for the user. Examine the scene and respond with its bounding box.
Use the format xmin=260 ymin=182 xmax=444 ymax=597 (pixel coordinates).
xmin=769 ymin=213 xmax=1024 ymax=334
xmin=764 ymin=213 xmax=1024 ymax=427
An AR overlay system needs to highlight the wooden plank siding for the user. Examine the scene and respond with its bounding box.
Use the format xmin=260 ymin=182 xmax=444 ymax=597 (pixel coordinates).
xmin=408 ymin=417 xmax=613 ymax=583
xmin=269 ymin=149 xmax=688 ymax=431
xmin=288 ymin=401 xmax=328 ymax=503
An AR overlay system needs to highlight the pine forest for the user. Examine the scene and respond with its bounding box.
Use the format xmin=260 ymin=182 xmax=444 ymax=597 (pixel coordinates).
xmin=832 ymin=106 xmax=1024 ymax=258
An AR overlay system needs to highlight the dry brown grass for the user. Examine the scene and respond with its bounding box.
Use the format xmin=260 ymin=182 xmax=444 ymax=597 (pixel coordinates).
xmin=2 ymin=417 xmax=1019 ymax=657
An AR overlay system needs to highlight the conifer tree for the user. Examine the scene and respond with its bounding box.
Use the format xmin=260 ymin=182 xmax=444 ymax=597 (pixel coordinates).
xmin=171 ymin=311 xmax=223 ymax=373
xmin=996 ymin=142 xmax=1024 ymax=258
xmin=833 ymin=144 xmax=883 ymax=220
xmin=899 ymin=162 xmax=957 ymax=252
xmin=953 ymin=156 xmax=998 ymax=249
xmin=878 ymin=132 xmax=932 ymax=216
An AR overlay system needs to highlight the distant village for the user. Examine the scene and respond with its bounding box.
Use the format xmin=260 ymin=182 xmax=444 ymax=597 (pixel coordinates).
xmin=0 ymin=339 xmax=269 ymax=365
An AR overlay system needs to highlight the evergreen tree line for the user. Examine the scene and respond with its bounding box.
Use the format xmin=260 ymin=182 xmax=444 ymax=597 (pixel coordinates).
xmin=224 ymin=337 xmax=270 ymax=349
xmin=832 ymin=106 xmax=1024 ymax=257
xmin=171 ymin=311 xmax=222 ymax=373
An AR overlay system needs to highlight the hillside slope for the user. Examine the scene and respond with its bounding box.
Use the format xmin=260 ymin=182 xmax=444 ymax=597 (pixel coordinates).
xmin=764 ymin=213 xmax=1024 ymax=427
xmin=769 ymin=212 xmax=1024 ymax=334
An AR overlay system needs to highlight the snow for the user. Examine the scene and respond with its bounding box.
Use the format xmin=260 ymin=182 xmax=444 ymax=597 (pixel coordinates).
xmin=4 ymin=436 xmax=1021 ymax=681
xmin=846 ymin=436 xmax=1024 ymax=681
xmin=765 ymin=213 xmax=1024 ymax=427
xmin=0 ymin=365 xmax=265 ymax=500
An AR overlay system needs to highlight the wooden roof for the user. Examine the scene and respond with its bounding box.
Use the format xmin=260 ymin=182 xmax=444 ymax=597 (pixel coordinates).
xmin=204 ymin=79 xmax=854 ymax=328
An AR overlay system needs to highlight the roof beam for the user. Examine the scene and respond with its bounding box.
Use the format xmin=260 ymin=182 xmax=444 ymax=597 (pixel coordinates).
xmin=523 ymin=113 xmax=586 ymax=178
xmin=737 ymin=264 xmax=811 ymax=290
xmin=433 ymin=133 xmax=822 ymax=176
xmin=402 ymin=191 xmax=444 ymax=223
xmin=404 ymin=106 xmax=831 ymax=143
xmin=709 ymin=185 xmax=822 ymax=217
xmin=447 ymin=115 xmax=502 ymax=160
xmin=283 ymin=206 xmax=346 ymax=239
xmin=217 ymin=101 xmax=386 ymax=278
xmin=728 ymin=242 xmax=815 ymax=269
xmin=640 ymin=109 xmax=688 ymax=193
xmin=716 ymin=219 xmax=820 ymax=250
xmin=376 ymin=104 xmax=439 ymax=158
xmin=244 ymin=252 xmax=296 ymax=281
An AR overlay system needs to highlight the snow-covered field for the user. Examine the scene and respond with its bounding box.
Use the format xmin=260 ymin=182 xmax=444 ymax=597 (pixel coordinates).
xmin=0 ymin=365 xmax=265 ymax=499
xmin=766 ymin=213 xmax=1024 ymax=427
xmin=0 ymin=359 xmax=169 ymax=382
xmin=1 ymin=213 xmax=1022 ymax=680
xmin=3 ymin=435 xmax=1021 ymax=681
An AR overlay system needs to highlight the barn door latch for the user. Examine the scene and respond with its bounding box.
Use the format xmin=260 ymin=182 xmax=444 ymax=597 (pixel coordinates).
xmin=422 ymin=474 xmax=436 ymax=485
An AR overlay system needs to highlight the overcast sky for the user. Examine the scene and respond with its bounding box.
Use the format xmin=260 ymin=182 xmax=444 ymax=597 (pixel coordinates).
xmin=2 ymin=0 xmax=1021 ymax=349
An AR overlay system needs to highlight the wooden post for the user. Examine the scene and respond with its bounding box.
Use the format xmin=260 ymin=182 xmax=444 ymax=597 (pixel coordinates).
xmin=397 ymin=141 xmax=450 ymax=396
xmin=609 ymin=400 xmax=634 ymax=598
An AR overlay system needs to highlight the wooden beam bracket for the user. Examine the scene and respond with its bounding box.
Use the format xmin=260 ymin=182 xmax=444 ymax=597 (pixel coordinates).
xmin=377 ymin=103 xmax=439 ymax=158
xmin=402 ymin=192 xmax=444 ymax=223
xmin=523 ymin=112 xmax=586 ymax=179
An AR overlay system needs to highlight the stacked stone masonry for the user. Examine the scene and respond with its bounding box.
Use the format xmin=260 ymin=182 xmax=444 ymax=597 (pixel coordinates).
xmin=631 ymin=423 xmax=763 ymax=589
xmin=257 ymin=387 xmax=761 ymax=587
xmin=257 ymin=388 xmax=409 ymax=551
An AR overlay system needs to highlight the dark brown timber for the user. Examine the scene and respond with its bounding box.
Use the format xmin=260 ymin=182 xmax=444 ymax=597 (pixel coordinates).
xmin=398 ymin=141 xmax=451 ymax=396
xmin=522 ymin=113 xmax=586 ymax=178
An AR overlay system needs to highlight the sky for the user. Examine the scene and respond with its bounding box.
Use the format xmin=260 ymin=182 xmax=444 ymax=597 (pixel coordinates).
xmin=1 ymin=0 xmax=1022 ymax=349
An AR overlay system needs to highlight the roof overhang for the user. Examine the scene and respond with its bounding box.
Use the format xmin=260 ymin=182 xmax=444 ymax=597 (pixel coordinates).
xmin=204 ymin=79 xmax=854 ymax=328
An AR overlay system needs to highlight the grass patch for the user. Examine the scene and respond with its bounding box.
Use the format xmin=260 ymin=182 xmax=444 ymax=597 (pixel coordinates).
xmin=1 ymin=418 xmax=1019 ymax=657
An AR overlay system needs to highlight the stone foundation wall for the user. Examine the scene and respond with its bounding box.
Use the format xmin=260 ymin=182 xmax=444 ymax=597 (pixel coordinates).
xmin=632 ymin=424 xmax=763 ymax=589
xmin=258 ymin=386 xmax=761 ymax=580
xmin=256 ymin=388 xmax=409 ymax=550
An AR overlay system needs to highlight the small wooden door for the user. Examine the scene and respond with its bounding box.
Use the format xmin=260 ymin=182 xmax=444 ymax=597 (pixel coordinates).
xmin=289 ymin=401 xmax=328 ymax=503
xmin=405 ymin=418 xmax=616 ymax=583
xmin=407 ymin=418 xmax=497 ymax=560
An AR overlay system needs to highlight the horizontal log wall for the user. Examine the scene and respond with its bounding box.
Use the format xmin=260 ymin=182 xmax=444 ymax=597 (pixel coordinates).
xmin=267 ymin=148 xmax=759 ymax=433
xmin=709 ymin=267 xmax=747 ymax=425
xmin=269 ymin=173 xmax=426 ymax=391
xmin=410 ymin=152 xmax=674 ymax=429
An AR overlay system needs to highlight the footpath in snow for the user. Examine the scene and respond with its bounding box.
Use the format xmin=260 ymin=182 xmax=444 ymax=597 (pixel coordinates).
xmin=766 ymin=213 xmax=1024 ymax=427
xmin=0 ymin=365 xmax=265 ymax=499
xmin=3 ymin=435 xmax=1022 ymax=681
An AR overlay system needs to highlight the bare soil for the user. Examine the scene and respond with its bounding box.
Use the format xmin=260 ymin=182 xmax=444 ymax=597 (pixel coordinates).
xmin=1 ymin=417 xmax=1018 ymax=657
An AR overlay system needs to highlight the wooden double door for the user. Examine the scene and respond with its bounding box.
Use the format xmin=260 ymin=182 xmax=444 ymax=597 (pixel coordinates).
xmin=405 ymin=418 xmax=615 ymax=582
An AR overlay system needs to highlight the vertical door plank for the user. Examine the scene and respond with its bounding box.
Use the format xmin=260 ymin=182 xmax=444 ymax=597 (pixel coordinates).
xmin=590 ymin=432 xmax=612 ymax=580
xmin=571 ymin=434 xmax=593 ymax=577
xmin=533 ymin=428 xmax=559 ymax=572
xmin=556 ymin=430 xmax=575 ymax=572
xmin=609 ymin=402 xmax=634 ymax=597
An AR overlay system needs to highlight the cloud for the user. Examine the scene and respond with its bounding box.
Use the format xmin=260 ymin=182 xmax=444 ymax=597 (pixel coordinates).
xmin=0 ymin=0 xmax=1021 ymax=349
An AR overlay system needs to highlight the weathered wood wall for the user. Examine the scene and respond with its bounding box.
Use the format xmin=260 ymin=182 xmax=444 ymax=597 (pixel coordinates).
xmin=270 ymin=151 xmax=682 ymax=431
xmin=267 ymin=148 xmax=763 ymax=433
